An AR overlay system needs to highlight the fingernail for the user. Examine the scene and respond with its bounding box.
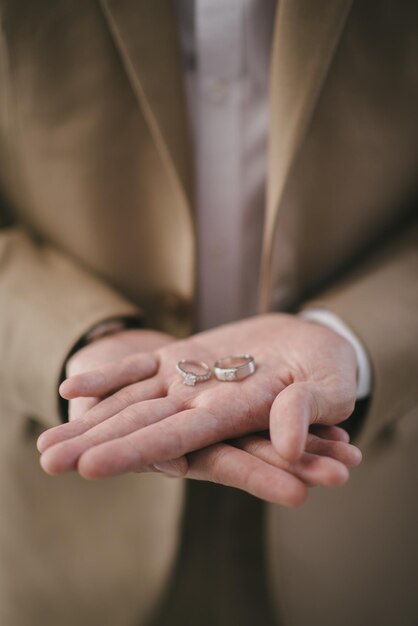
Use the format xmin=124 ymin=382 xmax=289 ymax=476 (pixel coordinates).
xmin=36 ymin=434 xmax=46 ymax=453
xmin=59 ymin=380 xmax=70 ymax=398
xmin=153 ymin=462 xmax=184 ymax=477
xmin=352 ymin=447 xmax=363 ymax=466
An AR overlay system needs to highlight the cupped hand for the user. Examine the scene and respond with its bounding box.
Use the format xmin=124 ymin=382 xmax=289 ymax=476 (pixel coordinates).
xmin=62 ymin=328 xmax=174 ymax=420
xmin=38 ymin=314 xmax=362 ymax=504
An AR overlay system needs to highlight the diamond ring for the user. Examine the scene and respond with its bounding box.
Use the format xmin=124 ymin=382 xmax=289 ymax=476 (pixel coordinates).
xmin=176 ymin=360 xmax=212 ymax=386
xmin=214 ymin=354 xmax=256 ymax=382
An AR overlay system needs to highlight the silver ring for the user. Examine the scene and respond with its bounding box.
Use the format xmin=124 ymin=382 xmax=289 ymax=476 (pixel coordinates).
xmin=214 ymin=354 xmax=256 ymax=382
xmin=176 ymin=360 xmax=212 ymax=386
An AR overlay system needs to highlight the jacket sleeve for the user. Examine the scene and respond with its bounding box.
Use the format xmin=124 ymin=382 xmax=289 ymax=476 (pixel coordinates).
xmin=302 ymin=218 xmax=418 ymax=449
xmin=0 ymin=222 xmax=141 ymax=428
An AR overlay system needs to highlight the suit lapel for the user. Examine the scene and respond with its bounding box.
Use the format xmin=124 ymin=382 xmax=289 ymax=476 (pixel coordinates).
xmin=98 ymin=0 xmax=353 ymax=311
xmin=260 ymin=0 xmax=353 ymax=311
xmin=98 ymin=0 xmax=194 ymax=210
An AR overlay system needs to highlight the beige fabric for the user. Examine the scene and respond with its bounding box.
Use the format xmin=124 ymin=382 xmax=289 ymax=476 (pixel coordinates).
xmin=267 ymin=404 xmax=418 ymax=626
xmin=0 ymin=1 xmax=417 ymax=624
xmin=0 ymin=400 xmax=185 ymax=626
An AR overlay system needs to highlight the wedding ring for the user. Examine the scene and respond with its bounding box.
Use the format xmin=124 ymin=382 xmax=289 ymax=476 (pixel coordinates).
xmin=214 ymin=354 xmax=256 ymax=382
xmin=176 ymin=360 xmax=212 ymax=386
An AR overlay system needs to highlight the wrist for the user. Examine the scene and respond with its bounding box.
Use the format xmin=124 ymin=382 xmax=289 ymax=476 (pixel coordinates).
xmin=69 ymin=315 xmax=143 ymax=355
xmin=299 ymin=308 xmax=372 ymax=400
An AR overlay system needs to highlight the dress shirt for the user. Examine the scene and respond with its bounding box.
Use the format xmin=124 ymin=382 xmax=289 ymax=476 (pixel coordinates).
xmin=177 ymin=0 xmax=276 ymax=329
xmin=175 ymin=0 xmax=371 ymax=398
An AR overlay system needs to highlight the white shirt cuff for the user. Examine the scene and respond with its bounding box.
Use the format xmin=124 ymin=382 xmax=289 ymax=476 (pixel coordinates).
xmin=299 ymin=308 xmax=372 ymax=400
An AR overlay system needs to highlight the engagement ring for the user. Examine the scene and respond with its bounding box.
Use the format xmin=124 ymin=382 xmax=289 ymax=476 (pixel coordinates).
xmin=176 ymin=360 xmax=212 ymax=386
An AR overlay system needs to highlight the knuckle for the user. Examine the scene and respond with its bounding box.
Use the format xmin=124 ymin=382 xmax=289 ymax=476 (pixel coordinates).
xmin=156 ymin=420 xmax=183 ymax=459
xmin=209 ymin=446 xmax=231 ymax=484
xmin=120 ymin=404 xmax=140 ymax=427
xmin=242 ymin=437 xmax=268 ymax=456
xmin=117 ymin=385 xmax=138 ymax=406
xmin=165 ymin=458 xmax=188 ymax=477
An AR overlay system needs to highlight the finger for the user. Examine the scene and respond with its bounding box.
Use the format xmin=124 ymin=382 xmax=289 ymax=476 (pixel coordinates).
xmin=39 ymin=396 xmax=179 ymax=475
xmin=305 ymin=433 xmax=362 ymax=468
xmin=270 ymin=382 xmax=355 ymax=463
xmin=59 ymin=353 xmax=159 ymax=399
xmin=84 ymin=377 xmax=166 ymax=422
xmin=237 ymin=432 xmax=361 ymax=473
xmin=233 ymin=436 xmax=350 ymax=487
xmin=69 ymin=397 xmax=98 ymax=421
xmin=114 ymin=457 xmax=189 ymax=476
xmin=76 ymin=407 xmax=234 ymax=479
xmin=37 ymin=377 xmax=164 ymax=453
xmin=309 ymin=424 xmax=350 ymax=443
xmin=269 ymin=384 xmax=312 ymax=463
xmin=186 ymin=443 xmax=308 ymax=507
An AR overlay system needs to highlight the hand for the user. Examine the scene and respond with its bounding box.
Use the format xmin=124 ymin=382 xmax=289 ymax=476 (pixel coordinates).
xmin=64 ymin=328 xmax=174 ymax=420
xmin=38 ymin=314 xmax=362 ymax=505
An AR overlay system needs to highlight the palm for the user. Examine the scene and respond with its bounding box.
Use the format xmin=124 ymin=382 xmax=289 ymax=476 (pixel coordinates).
xmin=151 ymin=313 xmax=357 ymax=444
xmin=38 ymin=314 xmax=361 ymax=505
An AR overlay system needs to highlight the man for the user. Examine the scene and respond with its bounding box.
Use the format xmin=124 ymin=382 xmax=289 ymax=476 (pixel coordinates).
xmin=0 ymin=1 xmax=417 ymax=625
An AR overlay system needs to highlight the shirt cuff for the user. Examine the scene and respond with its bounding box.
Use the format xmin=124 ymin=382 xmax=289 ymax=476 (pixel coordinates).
xmin=299 ymin=308 xmax=372 ymax=400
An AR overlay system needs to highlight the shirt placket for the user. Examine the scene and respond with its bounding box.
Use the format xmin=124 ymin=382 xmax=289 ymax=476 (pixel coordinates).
xmin=195 ymin=0 xmax=245 ymax=329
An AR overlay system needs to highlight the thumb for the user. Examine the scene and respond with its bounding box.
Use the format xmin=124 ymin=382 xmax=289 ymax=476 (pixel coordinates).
xmin=270 ymin=381 xmax=355 ymax=463
xmin=269 ymin=383 xmax=314 ymax=463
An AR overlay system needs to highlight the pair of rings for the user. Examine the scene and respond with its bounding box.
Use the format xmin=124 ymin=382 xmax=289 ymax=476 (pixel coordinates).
xmin=176 ymin=355 xmax=255 ymax=387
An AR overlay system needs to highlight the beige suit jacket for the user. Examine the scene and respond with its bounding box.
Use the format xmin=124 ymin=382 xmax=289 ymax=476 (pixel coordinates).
xmin=0 ymin=1 xmax=417 ymax=625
